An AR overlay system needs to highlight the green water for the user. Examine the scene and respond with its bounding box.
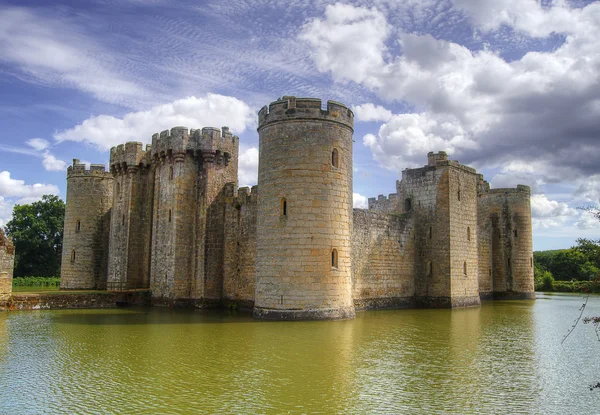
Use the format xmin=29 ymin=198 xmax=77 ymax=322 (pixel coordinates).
xmin=0 ymin=293 xmax=599 ymax=414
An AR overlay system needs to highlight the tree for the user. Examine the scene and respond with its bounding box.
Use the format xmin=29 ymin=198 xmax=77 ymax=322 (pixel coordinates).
xmin=4 ymin=195 xmax=65 ymax=277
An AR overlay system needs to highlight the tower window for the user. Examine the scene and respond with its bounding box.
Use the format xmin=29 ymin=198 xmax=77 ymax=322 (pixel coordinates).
xmin=169 ymin=166 xmax=174 ymax=180
xmin=405 ymin=198 xmax=411 ymax=212
xmin=116 ymin=182 xmax=121 ymax=195
xmin=281 ymin=198 xmax=287 ymax=216
xmin=331 ymin=249 xmax=338 ymax=268
xmin=332 ymin=148 xmax=339 ymax=168
xmin=463 ymin=261 xmax=467 ymax=276
xmin=489 ymin=268 xmax=492 ymax=277
xmin=122 ymin=214 xmax=125 ymax=225
xmin=168 ymin=209 xmax=172 ymax=222
xmin=514 ymin=229 xmax=518 ymax=238
xmin=531 ymin=257 xmax=533 ymax=267
xmin=71 ymin=249 xmax=76 ymax=263
xmin=428 ymin=261 xmax=432 ymax=276
xmin=458 ymin=189 xmax=461 ymax=201
xmin=467 ymin=226 xmax=471 ymax=241
xmin=76 ymin=220 xmax=81 ymax=232
xmin=429 ymin=226 xmax=432 ymax=239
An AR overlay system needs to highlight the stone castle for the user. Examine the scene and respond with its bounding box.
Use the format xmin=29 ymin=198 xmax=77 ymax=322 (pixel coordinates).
xmin=60 ymin=96 xmax=535 ymax=320
xmin=0 ymin=229 xmax=15 ymax=303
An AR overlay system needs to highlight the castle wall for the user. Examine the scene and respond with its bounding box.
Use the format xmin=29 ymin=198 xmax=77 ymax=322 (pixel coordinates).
xmin=223 ymin=186 xmax=257 ymax=308
xmin=351 ymin=209 xmax=415 ymax=309
xmin=108 ymin=143 xmax=153 ymax=290
xmin=447 ymin=165 xmax=480 ymax=307
xmin=398 ymin=164 xmax=451 ymax=306
xmin=367 ymin=193 xmax=399 ymax=214
xmin=254 ymin=97 xmax=356 ymax=320
xmin=0 ymin=230 xmax=14 ymax=302
xmin=61 ymin=161 xmax=113 ymax=290
xmin=477 ymin=178 xmax=493 ymax=297
xmin=478 ymin=186 xmax=535 ymax=299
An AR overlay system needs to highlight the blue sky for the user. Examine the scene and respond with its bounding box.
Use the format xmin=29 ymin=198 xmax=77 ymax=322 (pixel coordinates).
xmin=1 ymin=0 xmax=599 ymax=251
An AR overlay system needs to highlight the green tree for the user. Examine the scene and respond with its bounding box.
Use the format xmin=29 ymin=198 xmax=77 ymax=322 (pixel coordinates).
xmin=4 ymin=195 xmax=65 ymax=277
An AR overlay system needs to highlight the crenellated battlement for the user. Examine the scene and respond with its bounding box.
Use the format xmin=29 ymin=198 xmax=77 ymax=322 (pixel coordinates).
xmin=235 ymin=186 xmax=258 ymax=205
xmin=367 ymin=193 xmax=399 ymax=213
xmin=67 ymin=159 xmax=113 ymax=179
xmin=109 ymin=142 xmax=150 ymax=173
xmin=149 ymin=126 xmax=238 ymax=163
xmin=258 ymin=96 xmax=354 ymax=131
xmin=480 ymin=184 xmax=531 ymax=196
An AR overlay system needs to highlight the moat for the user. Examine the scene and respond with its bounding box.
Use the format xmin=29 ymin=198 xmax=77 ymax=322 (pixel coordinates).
xmin=1 ymin=293 xmax=599 ymax=414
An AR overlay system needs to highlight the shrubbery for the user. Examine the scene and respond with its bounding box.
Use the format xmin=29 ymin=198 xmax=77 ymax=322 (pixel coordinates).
xmin=12 ymin=276 xmax=60 ymax=287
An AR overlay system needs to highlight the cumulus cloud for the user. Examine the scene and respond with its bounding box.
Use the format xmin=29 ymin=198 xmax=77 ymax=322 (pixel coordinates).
xmin=302 ymin=2 xmax=600 ymax=181
xmin=530 ymin=193 xmax=578 ymax=230
xmin=42 ymin=152 xmax=67 ymax=172
xmin=26 ymin=138 xmax=50 ymax=151
xmin=353 ymin=192 xmax=368 ymax=209
xmin=0 ymin=171 xmax=60 ymax=225
xmin=54 ymin=94 xmax=255 ymax=151
xmin=352 ymin=103 xmax=393 ymax=123
xmin=238 ymin=147 xmax=259 ymax=187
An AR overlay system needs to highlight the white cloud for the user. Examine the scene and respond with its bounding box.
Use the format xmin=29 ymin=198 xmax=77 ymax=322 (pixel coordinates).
xmin=575 ymin=210 xmax=600 ymax=230
xmin=363 ymin=112 xmax=477 ymax=171
xmin=300 ymin=3 xmax=390 ymax=88
xmin=303 ymin=2 xmax=600 ymax=181
xmin=26 ymin=138 xmax=49 ymax=151
xmin=530 ymin=193 xmax=578 ymax=230
xmin=42 ymin=152 xmax=67 ymax=172
xmin=0 ymin=171 xmax=59 ymax=199
xmin=54 ymin=94 xmax=255 ymax=151
xmin=0 ymin=172 xmax=60 ymax=226
xmin=353 ymin=192 xmax=368 ymax=209
xmin=0 ymin=7 xmax=146 ymax=107
xmin=238 ymin=147 xmax=259 ymax=187
xmin=352 ymin=103 xmax=393 ymax=123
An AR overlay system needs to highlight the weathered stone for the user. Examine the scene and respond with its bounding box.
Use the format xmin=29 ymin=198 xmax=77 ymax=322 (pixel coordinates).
xmin=0 ymin=229 xmax=14 ymax=303
xmin=57 ymin=96 xmax=535 ymax=319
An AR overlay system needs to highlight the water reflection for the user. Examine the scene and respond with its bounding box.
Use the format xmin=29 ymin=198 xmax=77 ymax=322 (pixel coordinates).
xmin=0 ymin=296 xmax=599 ymax=414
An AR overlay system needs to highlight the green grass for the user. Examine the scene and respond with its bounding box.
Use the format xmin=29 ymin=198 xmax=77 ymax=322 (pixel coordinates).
xmin=12 ymin=276 xmax=61 ymax=289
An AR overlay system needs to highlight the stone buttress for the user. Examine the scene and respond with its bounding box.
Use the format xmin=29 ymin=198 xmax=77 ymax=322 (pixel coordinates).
xmin=254 ymin=96 xmax=356 ymax=320
xmin=60 ymin=160 xmax=113 ymax=289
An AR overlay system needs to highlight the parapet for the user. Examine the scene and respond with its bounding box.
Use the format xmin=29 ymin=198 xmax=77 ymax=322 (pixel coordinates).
xmin=367 ymin=193 xmax=399 ymax=213
xmin=67 ymin=159 xmax=112 ymax=179
xmin=258 ymin=96 xmax=354 ymax=131
xmin=235 ymin=186 xmax=258 ymax=205
xmin=481 ymin=184 xmax=531 ymax=196
xmin=150 ymin=126 xmax=238 ymax=161
xmin=428 ymin=151 xmax=448 ymax=166
xmin=110 ymin=142 xmax=150 ymax=172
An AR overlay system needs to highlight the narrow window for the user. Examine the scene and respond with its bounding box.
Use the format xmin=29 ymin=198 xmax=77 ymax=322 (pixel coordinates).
xmin=508 ymin=258 xmax=511 ymax=269
xmin=281 ymin=198 xmax=287 ymax=216
xmin=76 ymin=220 xmax=81 ymax=232
xmin=458 ymin=189 xmax=461 ymax=201
xmin=169 ymin=166 xmax=174 ymax=180
xmin=405 ymin=198 xmax=411 ymax=212
xmin=122 ymin=214 xmax=125 ymax=225
xmin=467 ymin=226 xmax=471 ymax=241
xmin=332 ymin=148 xmax=339 ymax=168
xmin=428 ymin=261 xmax=432 ymax=276
xmin=71 ymin=249 xmax=76 ymax=263
xmin=514 ymin=229 xmax=518 ymax=238
xmin=429 ymin=226 xmax=432 ymax=239
xmin=116 ymin=182 xmax=121 ymax=195
xmin=463 ymin=261 xmax=467 ymax=276
xmin=530 ymin=257 xmax=533 ymax=267
xmin=488 ymin=268 xmax=492 ymax=277
xmin=331 ymin=249 xmax=338 ymax=268
xmin=168 ymin=209 xmax=172 ymax=222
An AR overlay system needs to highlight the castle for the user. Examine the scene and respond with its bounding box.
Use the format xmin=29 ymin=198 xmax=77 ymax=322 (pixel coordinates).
xmin=60 ymin=96 xmax=535 ymax=320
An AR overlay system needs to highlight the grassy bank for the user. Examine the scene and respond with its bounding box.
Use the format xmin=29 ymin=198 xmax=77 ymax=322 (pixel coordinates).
xmin=535 ymin=280 xmax=600 ymax=294
xmin=12 ymin=276 xmax=60 ymax=292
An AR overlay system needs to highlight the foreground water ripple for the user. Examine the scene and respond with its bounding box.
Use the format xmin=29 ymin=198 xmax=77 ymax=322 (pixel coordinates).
xmin=1 ymin=294 xmax=599 ymax=414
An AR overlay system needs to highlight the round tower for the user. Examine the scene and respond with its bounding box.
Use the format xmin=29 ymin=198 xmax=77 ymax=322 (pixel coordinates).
xmin=60 ymin=159 xmax=113 ymax=290
xmin=254 ymin=96 xmax=356 ymax=320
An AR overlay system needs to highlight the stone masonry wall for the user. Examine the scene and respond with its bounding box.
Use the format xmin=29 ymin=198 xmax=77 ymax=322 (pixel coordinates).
xmin=0 ymin=230 xmax=14 ymax=302
xmin=478 ymin=186 xmax=535 ymax=299
xmin=447 ymin=165 xmax=480 ymax=307
xmin=398 ymin=162 xmax=451 ymax=306
xmin=255 ymin=97 xmax=356 ymax=320
xmin=108 ymin=142 xmax=153 ymax=290
xmin=61 ymin=160 xmax=113 ymax=290
xmin=352 ymin=209 xmax=415 ymax=309
xmin=223 ymin=186 xmax=257 ymax=308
